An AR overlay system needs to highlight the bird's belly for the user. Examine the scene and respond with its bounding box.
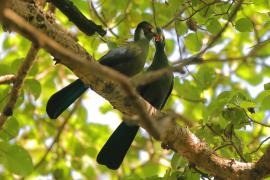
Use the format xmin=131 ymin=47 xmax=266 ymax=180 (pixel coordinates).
xmin=142 ymin=80 xmax=171 ymax=109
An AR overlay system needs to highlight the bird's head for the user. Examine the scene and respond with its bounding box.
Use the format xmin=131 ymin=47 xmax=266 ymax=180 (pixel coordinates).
xmin=154 ymin=27 xmax=165 ymax=48
xmin=135 ymin=21 xmax=155 ymax=41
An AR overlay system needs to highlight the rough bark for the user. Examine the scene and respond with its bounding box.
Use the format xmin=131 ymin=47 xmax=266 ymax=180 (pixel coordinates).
xmin=0 ymin=0 xmax=270 ymax=179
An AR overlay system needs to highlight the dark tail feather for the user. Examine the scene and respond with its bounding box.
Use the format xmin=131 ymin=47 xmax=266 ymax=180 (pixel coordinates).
xmin=97 ymin=122 xmax=139 ymax=170
xmin=46 ymin=79 xmax=88 ymax=119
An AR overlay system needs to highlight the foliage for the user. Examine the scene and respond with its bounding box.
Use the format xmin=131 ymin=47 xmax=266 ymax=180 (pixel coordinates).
xmin=1 ymin=0 xmax=270 ymax=179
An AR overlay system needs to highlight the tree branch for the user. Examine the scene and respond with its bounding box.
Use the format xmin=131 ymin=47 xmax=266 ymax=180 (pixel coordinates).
xmin=1 ymin=0 xmax=270 ymax=179
xmin=50 ymin=0 xmax=106 ymax=36
xmin=0 ymin=44 xmax=38 ymax=127
xmin=0 ymin=75 xmax=16 ymax=85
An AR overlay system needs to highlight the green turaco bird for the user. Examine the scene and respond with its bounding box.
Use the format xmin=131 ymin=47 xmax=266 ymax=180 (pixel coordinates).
xmin=46 ymin=21 xmax=155 ymax=119
xmin=96 ymin=27 xmax=174 ymax=170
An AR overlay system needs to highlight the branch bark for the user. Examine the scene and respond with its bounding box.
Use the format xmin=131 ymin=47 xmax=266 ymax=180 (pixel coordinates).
xmin=0 ymin=44 xmax=38 ymax=127
xmin=0 ymin=75 xmax=16 ymax=85
xmin=0 ymin=0 xmax=270 ymax=179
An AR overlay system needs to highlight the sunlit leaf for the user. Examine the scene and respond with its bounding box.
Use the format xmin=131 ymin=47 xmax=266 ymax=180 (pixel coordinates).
xmin=206 ymin=18 xmax=222 ymax=34
xmin=0 ymin=117 xmax=19 ymax=140
xmin=24 ymin=79 xmax=42 ymax=100
xmin=235 ymin=18 xmax=253 ymax=32
xmin=0 ymin=142 xmax=33 ymax=176
xmin=184 ymin=33 xmax=202 ymax=52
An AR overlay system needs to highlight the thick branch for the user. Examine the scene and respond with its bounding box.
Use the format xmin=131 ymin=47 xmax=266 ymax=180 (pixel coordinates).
xmin=1 ymin=0 xmax=270 ymax=179
xmin=50 ymin=0 xmax=106 ymax=36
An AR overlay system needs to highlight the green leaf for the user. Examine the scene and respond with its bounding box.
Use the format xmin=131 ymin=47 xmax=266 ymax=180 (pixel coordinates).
xmin=0 ymin=64 xmax=11 ymax=75
xmin=240 ymin=101 xmax=256 ymax=110
xmin=195 ymin=66 xmax=216 ymax=89
xmin=236 ymin=64 xmax=262 ymax=85
xmin=137 ymin=162 xmax=160 ymax=177
xmin=0 ymin=117 xmax=19 ymax=141
xmin=252 ymin=0 xmax=270 ymax=13
xmin=222 ymin=107 xmax=249 ymax=128
xmin=206 ymin=18 xmax=222 ymax=34
xmin=203 ymin=91 xmax=235 ymax=122
xmin=175 ymin=20 xmax=188 ymax=35
xmin=76 ymin=106 xmax=88 ymax=121
xmin=10 ymin=59 xmax=23 ymax=74
xmin=107 ymin=41 xmax=117 ymax=49
xmin=264 ymin=82 xmax=270 ymax=90
xmin=176 ymin=80 xmax=201 ymax=101
xmin=184 ymin=33 xmax=202 ymax=52
xmin=24 ymin=79 xmax=42 ymax=100
xmin=99 ymin=102 xmax=113 ymax=114
xmin=171 ymin=153 xmax=187 ymax=170
xmin=260 ymin=95 xmax=270 ymax=110
xmin=184 ymin=169 xmax=200 ymax=180
xmin=0 ymin=142 xmax=33 ymax=176
xmin=235 ymin=18 xmax=253 ymax=32
xmin=165 ymin=39 xmax=175 ymax=56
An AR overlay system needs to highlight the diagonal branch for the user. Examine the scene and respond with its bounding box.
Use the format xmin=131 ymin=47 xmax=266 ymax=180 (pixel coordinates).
xmin=50 ymin=0 xmax=106 ymax=36
xmin=1 ymin=0 xmax=270 ymax=179
xmin=0 ymin=44 xmax=38 ymax=127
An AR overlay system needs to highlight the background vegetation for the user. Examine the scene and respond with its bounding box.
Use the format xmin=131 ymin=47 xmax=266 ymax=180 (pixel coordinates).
xmin=1 ymin=0 xmax=270 ymax=179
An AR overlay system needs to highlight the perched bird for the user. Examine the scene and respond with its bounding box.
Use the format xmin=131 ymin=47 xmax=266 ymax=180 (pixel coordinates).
xmin=97 ymin=27 xmax=174 ymax=170
xmin=46 ymin=21 xmax=155 ymax=119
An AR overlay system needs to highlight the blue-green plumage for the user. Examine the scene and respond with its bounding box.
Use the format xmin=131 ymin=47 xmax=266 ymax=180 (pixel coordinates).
xmin=96 ymin=28 xmax=174 ymax=170
xmin=46 ymin=21 xmax=155 ymax=119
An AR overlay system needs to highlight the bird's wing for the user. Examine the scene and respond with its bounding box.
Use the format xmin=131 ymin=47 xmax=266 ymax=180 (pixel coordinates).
xmin=98 ymin=44 xmax=141 ymax=68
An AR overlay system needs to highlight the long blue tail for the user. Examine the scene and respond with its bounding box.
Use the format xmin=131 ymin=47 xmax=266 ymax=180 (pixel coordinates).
xmin=46 ymin=79 xmax=88 ymax=119
xmin=96 ymin=122 xmax=139 ymax=169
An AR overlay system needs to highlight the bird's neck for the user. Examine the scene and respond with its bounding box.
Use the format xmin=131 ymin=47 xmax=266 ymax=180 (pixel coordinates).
xmin=151 ymin=47 xmax=169 ymax=69
xmin=134 ymin=27 xmax=150 ymax=57
xmin=137 ymin=38 xmax=150 ymax=60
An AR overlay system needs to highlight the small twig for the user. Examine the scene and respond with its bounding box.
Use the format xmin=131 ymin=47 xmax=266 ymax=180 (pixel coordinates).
xmin=206 ymin=123 xmax=226 ymax=141
xmin=107 ymin=0 xmax=131 ymax=29
xmin=89 ymin=0 xmax=118 ymax=38
xmin=175 ymin=22 xmax=183 ymax=59
xmin=0 ymin=74 xmax=16 ymax=85
xmin=231 ymin=140 xmax=247 ymax=162
xmin=0 ymin=44 xmax=38 ymax=128
xmin=197 ymin=0 xmax=243 ymax=56
xmin=162 ymin=5 xmax=187 ymax=29
xmin=249 ymin=136 xmax=270 ymax=155
xmin=250 ymin=119 xmax=270 ymax=128
xmin=214 ymin=143 xmax=233 ymax=151
xmin=151 ymin=0 xmax=157 ymax=27
xmin=171 ymin=93 xmax=206 ymax=103
xmin=189 ymin=163 xmax=210 ymax=179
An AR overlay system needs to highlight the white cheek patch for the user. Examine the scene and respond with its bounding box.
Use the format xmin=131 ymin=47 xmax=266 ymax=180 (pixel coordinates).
xmin=140 ymin=30 xmax=146 ymax=39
